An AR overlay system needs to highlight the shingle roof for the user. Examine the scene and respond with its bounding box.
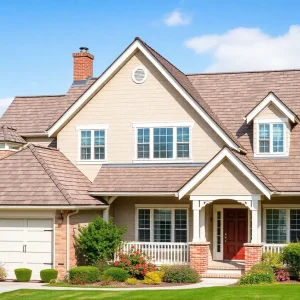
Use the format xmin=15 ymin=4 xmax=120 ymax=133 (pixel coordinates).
xmin=90 ymin=164 xmax=203 ymax=193
xmin=0 ymin=125 xmax=26 ymax=144
xmin=0 ymin=144 xmax=104 ymax=206
xmin=0 ymin=79 xmax=96 ymax=134
xmin=188 ymin=70 xmax=300 ymax=191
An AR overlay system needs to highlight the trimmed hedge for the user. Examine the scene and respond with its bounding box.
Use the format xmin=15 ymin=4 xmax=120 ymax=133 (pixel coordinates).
xmin=40 ymin=269 xmax=58 ymax=283
xmin=283 ymin=242 xmax=300 ymax=279
xmin=239 ymin=270 xmax=275 ymax=285
xmin=14 ymin=268 xmax=32 ymax=282
xmin=69 ymin=266 xmax=100 ymax=285
xmin=161 ymin=265 xmax=200 ymax=283
xmin=104 ymin=267 xmax=129 ymax=282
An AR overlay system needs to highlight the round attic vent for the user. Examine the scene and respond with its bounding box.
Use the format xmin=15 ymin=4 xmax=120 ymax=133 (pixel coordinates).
xmin=132 ymin=66 xmax=147 ymax=84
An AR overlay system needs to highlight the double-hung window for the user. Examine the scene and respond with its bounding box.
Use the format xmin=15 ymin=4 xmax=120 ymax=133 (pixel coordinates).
xmin=265 ymin=208 xmax=300 ymax=244
xmin=137 ymin=208 xmax=188 ymax=243
xmin=257 ymin=122 xmax=285 ymax=155
xmin=135 ymin=123 xmax=193 ymax=161
xmin=77 ymin=125 xmax=108 ymax=162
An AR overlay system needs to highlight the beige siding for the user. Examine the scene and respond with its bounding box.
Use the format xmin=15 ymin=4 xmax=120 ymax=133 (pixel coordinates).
xmin=111 ymin=196 xmax=193 ymax=242
xmin=190 ymin=159 xmax=261 ymax=195
xmin=58 ymin=50 xmax=224 ymax=180
xmin=25 ymin=137 xmax=55 ymax=147
xmin=71 ymin=210 xmax=103 ymax=235
xmin=256 ymin=103 xmax=286 ymax=120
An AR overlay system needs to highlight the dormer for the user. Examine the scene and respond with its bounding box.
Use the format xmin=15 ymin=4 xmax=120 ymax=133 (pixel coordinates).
xmin=245 ymin=92 xmax=299 ymax=158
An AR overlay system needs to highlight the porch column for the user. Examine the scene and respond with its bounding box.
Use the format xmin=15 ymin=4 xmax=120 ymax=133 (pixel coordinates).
xmin=199 ymin=207 xmax=206 ymax=242
xmin=251 ymin=199 xmax=261 ymax=243
xmin=192 ymin=201 xmax=200 ymax=242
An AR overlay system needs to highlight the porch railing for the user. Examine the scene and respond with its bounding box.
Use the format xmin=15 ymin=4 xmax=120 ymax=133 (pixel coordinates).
xmin=263 ymin=244 xmax=287 ymax=254
xmin=115 ymin=242 xmax=190 ymax=265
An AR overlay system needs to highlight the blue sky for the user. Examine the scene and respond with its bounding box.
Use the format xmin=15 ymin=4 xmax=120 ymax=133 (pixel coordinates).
xmin=1 ymin=0 xmax=300 ymax=115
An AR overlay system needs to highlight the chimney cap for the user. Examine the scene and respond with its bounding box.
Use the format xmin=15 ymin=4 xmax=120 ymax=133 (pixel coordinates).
xmin=79 ymin=47 xmax=89 ymax=52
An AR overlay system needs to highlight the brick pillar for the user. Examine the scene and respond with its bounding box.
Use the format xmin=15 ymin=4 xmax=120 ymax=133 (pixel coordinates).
xmin=189 ymin=242 xmax=210 ymax=276
xmin=244 ymin=243 xmax=263 ymax=272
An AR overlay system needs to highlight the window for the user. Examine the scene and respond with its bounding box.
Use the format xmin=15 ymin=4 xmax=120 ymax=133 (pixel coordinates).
xmin=79 ymin=129 xmax=107 ymax=161
xmin=257 ymin=122 xmax=285 ymax=155
xmin=135 ymin=123 xmax=192 ymax=161
xmin=265 ymin=208 xmax=300 ymax=244
xmin=137 ymin=208 xmax=188 ymax=243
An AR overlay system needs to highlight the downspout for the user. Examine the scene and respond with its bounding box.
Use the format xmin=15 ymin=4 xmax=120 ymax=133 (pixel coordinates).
xmin=66 ymin=210 xmax=79 ymax=274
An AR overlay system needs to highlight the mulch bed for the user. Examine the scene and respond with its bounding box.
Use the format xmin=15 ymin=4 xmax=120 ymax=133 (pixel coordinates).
xmin=85 ymin=281 xmax=195 ymax=288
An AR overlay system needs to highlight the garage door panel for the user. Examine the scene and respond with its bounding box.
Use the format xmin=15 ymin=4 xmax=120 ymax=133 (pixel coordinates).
xmin=26 ymin=252 xmax=52 ymax=264
xmin=26 ymin=231 xmax=52 ymax=242
xmin=3 ymin=262 xmax=25 ymax=279
xmin=1 ymin=252 xmax=24 ymax=262
xmin=0 ymin=241 xmax=23 ymax=252
xmin=0 ymin=230 xmax=24 ymax=241
xmin=27 ymin=219 xmax=52 ymax=229
xmin=0 ymin=219 xmax=25 ymax=228
xmin=27 ymin=242 xmax=52 ymax=253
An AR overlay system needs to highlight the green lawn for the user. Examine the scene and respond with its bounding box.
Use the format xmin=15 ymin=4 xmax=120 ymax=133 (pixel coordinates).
xmin=2 ymin=285 xmax=300 ymax=300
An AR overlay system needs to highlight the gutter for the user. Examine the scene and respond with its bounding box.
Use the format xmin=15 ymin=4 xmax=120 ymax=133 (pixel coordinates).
xmin=21 ymin=133 xmax=49 ymax=138
xmin=0 ymin=205 xmax=109 ymax=210
xmin=89 ymin=192 xmax=178 ymax=197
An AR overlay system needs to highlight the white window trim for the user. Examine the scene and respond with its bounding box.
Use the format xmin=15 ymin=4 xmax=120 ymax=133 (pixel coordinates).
xmin=263 ymin=205 xmax=300 ymax=244
xmin=255 ymin=119 xmax=287 ymax=157
xmin=133 ymin=122 xmax=194 ymax=162
xmin=76 ymin=125 xmax=109 ymax=164
xmin=135 ymin=205 xmax=190 ymax=243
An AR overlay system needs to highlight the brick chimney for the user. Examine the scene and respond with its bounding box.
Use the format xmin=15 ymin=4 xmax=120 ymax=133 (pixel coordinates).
xmin=72 ymin=47 xmax=94 ymax=82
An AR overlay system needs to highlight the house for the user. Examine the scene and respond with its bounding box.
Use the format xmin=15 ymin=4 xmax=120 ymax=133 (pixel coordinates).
xmin=0 ymin=37 xmax=300 ymax=280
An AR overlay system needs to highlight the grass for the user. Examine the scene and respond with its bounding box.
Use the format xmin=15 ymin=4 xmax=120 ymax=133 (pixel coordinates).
xmin=2 ymin=285 xmax=300 ymax=300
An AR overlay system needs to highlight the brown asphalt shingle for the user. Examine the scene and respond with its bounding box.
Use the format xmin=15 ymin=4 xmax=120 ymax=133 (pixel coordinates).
xmin=90 ymin=165 xmax=202 ymax=193
xmin=0 ymin=144 xmax=104 ymax=205
xmin=0 ymin=125 xmax=26 ymax=144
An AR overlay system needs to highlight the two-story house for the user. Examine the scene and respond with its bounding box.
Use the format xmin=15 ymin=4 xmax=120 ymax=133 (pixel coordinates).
xmin=1 ymin=38 xmax=300 ymax=280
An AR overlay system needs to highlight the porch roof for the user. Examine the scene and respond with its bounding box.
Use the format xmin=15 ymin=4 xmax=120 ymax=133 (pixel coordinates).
xmin=89 ymin=164 xmax=203 ymax=194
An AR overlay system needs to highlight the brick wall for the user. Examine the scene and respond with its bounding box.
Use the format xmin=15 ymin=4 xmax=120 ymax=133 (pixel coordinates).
xmin=72 ymin=52 xmax=94 ymax=81
xmin=244 ymin=243 xmax=263 ymax=272
xmin=189 ymin=242 xmax=210 ymax=276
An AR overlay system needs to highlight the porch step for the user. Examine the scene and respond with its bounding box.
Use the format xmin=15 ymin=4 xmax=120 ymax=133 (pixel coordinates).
xmin=203 ymin=261 xmax=245 ymax=278
xmin=203 ymin=273 xmax=242 ymax=279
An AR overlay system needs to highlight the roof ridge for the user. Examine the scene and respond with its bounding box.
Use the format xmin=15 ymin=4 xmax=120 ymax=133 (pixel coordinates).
xmin=27 ymin=144 xmax=75 ymax=205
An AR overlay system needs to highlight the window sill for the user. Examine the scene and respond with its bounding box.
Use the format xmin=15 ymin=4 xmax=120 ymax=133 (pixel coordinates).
xmin=253 ymin=153 xmax=289 ymax=158
xmin=76 ymin=160 xmax=108 ymax=165
xmin=132 ymin=159 xmax=193 ymax=164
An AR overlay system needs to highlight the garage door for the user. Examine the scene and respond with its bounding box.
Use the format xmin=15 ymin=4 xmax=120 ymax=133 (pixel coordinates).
xmin=0 ymin=219 xmax=53 ymax=280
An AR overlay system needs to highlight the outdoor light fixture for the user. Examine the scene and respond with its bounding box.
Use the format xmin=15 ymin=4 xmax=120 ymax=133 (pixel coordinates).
xmin=58 ymin=212 xmax=64 ymax=225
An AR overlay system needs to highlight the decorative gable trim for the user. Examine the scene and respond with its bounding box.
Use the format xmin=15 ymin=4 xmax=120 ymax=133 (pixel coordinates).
xmin=47 ymin=39 xmax=240 ymax=151
xmin=178 ymin=147 xmax=273 ymax=199
xmin=245 ymin=92 xmax=299 ymax=124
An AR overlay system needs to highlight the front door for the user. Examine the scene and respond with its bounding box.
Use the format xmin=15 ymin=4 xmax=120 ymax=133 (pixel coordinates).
xmin=223 ymin=208 xmax=248 ymax=260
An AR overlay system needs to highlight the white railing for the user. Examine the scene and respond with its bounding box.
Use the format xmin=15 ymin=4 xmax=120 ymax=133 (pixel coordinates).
xmin=263 ymin=244 xmax=287 ymax=254
xmin=115 ymin=242 xmax=190 ymax=265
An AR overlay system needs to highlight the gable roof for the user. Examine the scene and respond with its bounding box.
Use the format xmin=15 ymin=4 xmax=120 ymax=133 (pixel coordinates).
xmin=47 ymin=38 xmax=243 ymax=152
xmin=89 ymin=164 xmax=203 ymax=196
xmin=0 ymin=79 xmax=96 ymax=134
xmin=0 ymin=125 xmax=26 ymax=144
xmin=0 ymin=144 xmax=104 ymax=206
xmin=245 ymin=92 xmax=299 ymax=124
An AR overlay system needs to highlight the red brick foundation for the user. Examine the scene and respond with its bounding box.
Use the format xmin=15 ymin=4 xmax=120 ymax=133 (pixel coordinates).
xmin=244 ymin=243 xmax=263 ymax=272
xmin=189 ymin=242 xmax=210 ymax=276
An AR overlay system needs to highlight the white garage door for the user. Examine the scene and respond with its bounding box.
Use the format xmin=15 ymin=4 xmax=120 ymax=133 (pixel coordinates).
xmin=0 ymin=219 xmax=53 ymax=280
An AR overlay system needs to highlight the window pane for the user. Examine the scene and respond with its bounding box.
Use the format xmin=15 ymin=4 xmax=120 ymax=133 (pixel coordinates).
xmin=153 ymin=128 xmax=173 ymax=158
xmin=138 ymin=209 xmax=150 ymax=242
xmin=266 ymin=209 xmax=286 ymax=243
xmin=290 ymin=209 xmax=300 ymax=242
xmin=175 ymin=209 xmax=187 ymax=242
xmin=94 ymin=130 xmax=105 ymax=160
xmin=259 ymin=124 xmax=270 ymax=153
xmin=137 ymin=128 xmax=150 ymax=159
xmin=273 ymin=124 xmax=284 ymax=153
xmin=154 ymin=209 xmax=171 ymax=242
xmin=81 ymin=131 xmax=91 ymax=146
xmin=95 ymin=147 xmax=105 ymax=160
xmin=81 ymin=131 xmax=91 ymax=160
xmin=81 ymin=147 xmax=91 ymax=160
xmin=177 ymin=127 xmax=189 ymax=158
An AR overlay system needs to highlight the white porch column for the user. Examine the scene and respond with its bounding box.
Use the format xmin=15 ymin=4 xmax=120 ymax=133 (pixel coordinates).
xmin=192 ymin=201 xmax=200 ymax=242
xmin=199 ymin=206 xmax=206 ymax=242
xmin=103 ymin=207 xmax=110 ymax=222
xmin=251 ymin=198 xmax=261 ymax=243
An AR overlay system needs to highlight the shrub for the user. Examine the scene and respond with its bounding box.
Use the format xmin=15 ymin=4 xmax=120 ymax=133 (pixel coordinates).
xmin=161 ymin=265 xmax=200 ymax=283
xmin=275 ymin=269 xmax=290 ymax=281
xmin=49 ymin=279 xmax=56 ymax=285
xmin=75 ymin=217 xmax=128 ymax=265
xmin=239 ymin=271 xmax=275 ymax=285
xmin=40 ymin=269 xmax=58 ymax=283
xmin=94 ymin=260 xmax=112 ymax=274
xmin=125 ymin=277 xmax=139 ymax=285
xmin=14 ymin=268 xmax=32 ymax=282
xmin=251 ymin=263 xmax=274 ymax=274
xmin=153 ymin=270 xmax=164 ymax=280
xmin=283 ymin=243 xmax=300 ymax=279
xmin=69 ymin=266 xmax=100 ymax=285
xmin=104 ymin=267 xmax=129 ymax=282
xmin=143 ymin=272 xmax=161 ymax=285
xmin=99 ymin=274 xmax=113 ymax=286
xmin=114 ymin=246 xmax=156 ymax=279
xmin=0 ymin=263 xmax=6 ymax=280
xmin=262 ymin=251 xmax=283 ymax=272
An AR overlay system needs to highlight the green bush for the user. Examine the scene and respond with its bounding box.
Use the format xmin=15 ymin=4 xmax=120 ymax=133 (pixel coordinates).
xmin=283 ymin=243 xmax=300 ymax=279
xmin=69 ymin=266 xmax=100 ymax=285
xmin=251 ymin=263 xmax=274 ymax=274
xmin=161 ymin=265 xmax=200 ymax=283
xmin=104 ymin=267 xmax=129 ymax=282
xmin=99 ymin=274 xmax=113 ymax=286
xmin=262 ymin=251 xmax=283 ymax=272
xmin=40 ymin=269 xmax=58 ymax=283
xmin=14 ymin=268 xmax=32 ymax=282
xmin=125 ymin=277 xmax=139 ymax=285
xmin=143 ymin=272 xmax=161 ymax=285
xmin=75 ymin=217 xmax=127 ymax=265
xmin=239 ymin=270 xmax=275 ymax=285
xmin=94 ymin=260 xmax=112 ymax=274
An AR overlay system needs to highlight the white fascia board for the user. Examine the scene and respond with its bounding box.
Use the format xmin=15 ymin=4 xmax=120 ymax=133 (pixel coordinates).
xmin=0 ymin=205 xmax=109 ymax=210
xmin=47 ymin=41 xmax=240 ymax=151
xmin=89 ymin=192 xmax=178 ymax=197
xmin=178 ymin=148 xmax=272 ymax=199
xmin=246 ymin=93 xmax=297 ymax=124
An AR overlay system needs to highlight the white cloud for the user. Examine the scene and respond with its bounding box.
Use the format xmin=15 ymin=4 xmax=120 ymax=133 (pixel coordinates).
xmin=185 ymin=25 xmax=300 ymax=72
xmin=0 ymin=97 xmax=13 ymax=117
xmin=164 ymin=11 xmax=191 ymax=27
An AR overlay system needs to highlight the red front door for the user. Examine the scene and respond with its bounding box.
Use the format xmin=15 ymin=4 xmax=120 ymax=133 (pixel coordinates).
xmin=223 ymin=208 xmax=248 ymax=260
